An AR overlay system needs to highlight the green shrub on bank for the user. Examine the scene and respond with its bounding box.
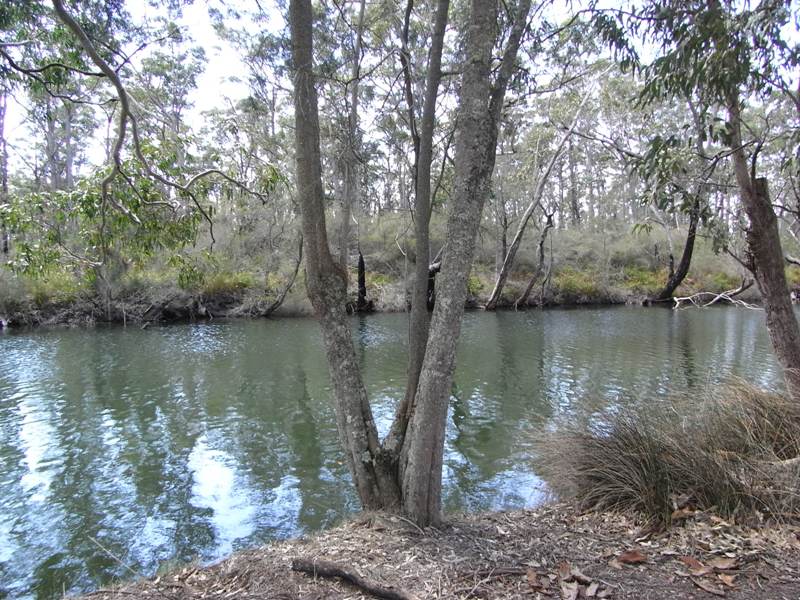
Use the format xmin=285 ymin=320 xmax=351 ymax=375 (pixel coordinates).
xmin=535 ymin=382 xmax=800 ymax=525
xmin=553 ymin=267 xmax=603 ymax=299
xmin=786 ymin=266 xmax=800 ymax=288
xmin=621 ymin=266 xmax=665 ymax=295
xmin=202 ymin=271 xmax=257 ymax=296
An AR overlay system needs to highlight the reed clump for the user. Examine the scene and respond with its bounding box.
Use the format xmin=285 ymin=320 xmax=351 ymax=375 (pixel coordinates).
xmin=535 ymin=381 xmax=800 ymax=525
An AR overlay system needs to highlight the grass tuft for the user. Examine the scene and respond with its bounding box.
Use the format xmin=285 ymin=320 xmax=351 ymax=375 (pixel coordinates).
xmin=535 ymin=381 xmax=800 ymax=525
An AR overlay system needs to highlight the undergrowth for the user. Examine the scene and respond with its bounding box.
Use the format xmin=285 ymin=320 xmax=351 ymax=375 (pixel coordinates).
xmin=535 ymin=381 xmax=800 ymax=525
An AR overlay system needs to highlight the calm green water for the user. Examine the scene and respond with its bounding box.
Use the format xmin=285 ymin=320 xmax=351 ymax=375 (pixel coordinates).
xmin=0 ymin=307 xmax=785 ymax=598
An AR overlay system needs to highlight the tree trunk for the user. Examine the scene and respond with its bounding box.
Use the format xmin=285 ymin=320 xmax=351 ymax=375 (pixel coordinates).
xmin=290 ymin=0 xmax=529 ymax=527
xmin=384 ymin=0 xmax=450 ymax=455
xmin=356 ymin=250 xmax=370 ymax=311
xmin=568 ymin=137 xmax=580 ymax=226
xmin=338 ymin=0 xmax=367 ymax=269
xmin=515 ymin=213 xmax=554 ymax=309
xmin=728 ymin=94 xmax=800 ymax=400
xmin=289 ymin=0 xmax=400 ymax=509
xmin=0 ymin=88 xmax=8 ymax=255
xmin=651 ymin=196 xmax=699 ymax=302
xmin=484 ymin=91 xmax=589 ymax=311
xmin=399 ymin=0 xmax=531 ymax=525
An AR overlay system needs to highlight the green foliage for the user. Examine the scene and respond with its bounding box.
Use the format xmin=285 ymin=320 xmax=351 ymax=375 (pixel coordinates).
xmin=467 ymin=274 xmax=484 ymax=296
xmin=708 ymin=271 xmax=741 ymax=292
xmin=621 ymin=266 xmax=664 ymax=294
xmin=26 ymin=271 xmax=84 ymax=306
xmin=202 ymin=271 xmax=257 ymax=296
xmin=553 ymin=267 xmax=602 ymax=298
xmin=4 ymin=165 xmax=202 ymax=283
xmin=786 ymin=266 xmax=800 ymax=288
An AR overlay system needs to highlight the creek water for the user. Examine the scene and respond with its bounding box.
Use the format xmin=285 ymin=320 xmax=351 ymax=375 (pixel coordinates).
xmin=0 ymin=307 xmax=785 ymax=598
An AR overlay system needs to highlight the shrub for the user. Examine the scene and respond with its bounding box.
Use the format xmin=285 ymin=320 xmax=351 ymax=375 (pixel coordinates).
xmin=621 ymin=266 xmax=665 ymax=295
xmin=535 ymin=382 xmax=800 ymax=525
xmin=553 ymin=267 xmax=602 ymax=299
xmin=202 ymin=271 xmax=257 ymax=296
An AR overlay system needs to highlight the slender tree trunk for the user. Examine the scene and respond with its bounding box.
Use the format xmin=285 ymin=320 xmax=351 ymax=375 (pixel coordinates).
xmin=485 ymin=92 xmax=589 ymax=310
xmin=399 ymin=0 xmax=531 ymax=525
xmin=356 ymin=250 xmax=369 ymax=311
xmin=515 ymin=213 xmax=554 ymax=308
xmin=568 ymin=138 xmax=580 ymax=226
xmin=651 ymin=197 xmax=699 ymax=301
xmin=651 ymin=101 xmax=707 ymax=302
xmin=289 ymin=0 xmax=400 ymax=509
xmin=64 ymin=101 xmax=75 ymax=189
xmin=728 ymin=94 xmax=800 ymax=399
xmin=338 ymin=0 xmax=367 ymax=268
xmin=384 ymin=0 xmax=450 ymax=454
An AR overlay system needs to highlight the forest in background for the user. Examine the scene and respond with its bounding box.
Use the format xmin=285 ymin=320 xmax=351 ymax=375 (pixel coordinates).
xmin=1 ymin=0 xmax=799 ymax=327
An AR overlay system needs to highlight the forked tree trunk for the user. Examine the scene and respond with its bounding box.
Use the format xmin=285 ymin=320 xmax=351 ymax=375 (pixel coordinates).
xmin=290 ymin=0 xmax=530 ymax=526
xmin=728 ymin=95 xmax=800 ymax=400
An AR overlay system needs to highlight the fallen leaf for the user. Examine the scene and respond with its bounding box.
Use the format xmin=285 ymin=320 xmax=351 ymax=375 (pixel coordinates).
xmin=527 ymin=568 xmax=550 ymax=591
xmin=617 ymin=549 xmax=647 ymax=565
xmin=607 ymin=559 xmax=623 ymax=570
xmin=718 ymin=573 xmax=737 ymax=588
xmin=671 ymin=507 xmax=696 ymax=522
xmin=585 ymin=581 xmax=600 ymax=597
xmin=597 ymin=588 xmax=613 ymax=599
xmin=560 ymin=579 xmax=579 ymax=600
xmin=569 ymin=566 xmax=592 ymax=585
xmin=709 ymin=557 xmax=738 ymax=570
xmin=557 ymin=561 xmax=572 ymax=581
xmin=679 ymin=556 xmax=704 ymax=571
xmin=690 ymin=576 xmax=726 ymax=597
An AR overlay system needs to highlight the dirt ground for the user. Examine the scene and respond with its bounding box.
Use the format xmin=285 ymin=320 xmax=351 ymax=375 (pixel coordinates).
xmin=76 ymin=503 xmax=800 ymax=600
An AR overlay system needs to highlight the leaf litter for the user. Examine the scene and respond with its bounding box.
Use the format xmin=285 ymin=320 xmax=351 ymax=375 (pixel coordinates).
xmin=73 ymin=503 xmax=800 ymax=599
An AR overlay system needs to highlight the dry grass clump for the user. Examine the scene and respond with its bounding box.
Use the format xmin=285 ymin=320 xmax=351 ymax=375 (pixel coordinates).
xmin=535 ymin=381 xmax=800 ymax=525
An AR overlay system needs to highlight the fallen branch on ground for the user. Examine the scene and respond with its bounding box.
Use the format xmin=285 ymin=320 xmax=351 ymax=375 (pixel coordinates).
xmin=291 ymin=557 xmax=416 ymax=600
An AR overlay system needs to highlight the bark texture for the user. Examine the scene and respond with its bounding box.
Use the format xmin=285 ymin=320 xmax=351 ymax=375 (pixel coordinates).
xmin=728 ymin=95 xmax=800 ymax=400
xmin=385 ymin=0 xmax=450 ymax=456
xmin=289 ymin=0 xmax=399 ymax=509
xmin=399 ymin=0 xmax=531 ymax=525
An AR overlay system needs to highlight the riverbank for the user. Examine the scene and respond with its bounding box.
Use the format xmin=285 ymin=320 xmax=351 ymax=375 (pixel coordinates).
xmin=74 ymin=503 xmax=799 ymax=599
xmin=0 ymin=262 xmax=785 ymax=330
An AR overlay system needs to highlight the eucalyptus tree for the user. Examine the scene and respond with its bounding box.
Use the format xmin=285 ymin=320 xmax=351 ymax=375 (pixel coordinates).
xmin=290 ymin=0 xmax=532 ymax=525
xmin=598 ymin=0 xmax=800 ymax=397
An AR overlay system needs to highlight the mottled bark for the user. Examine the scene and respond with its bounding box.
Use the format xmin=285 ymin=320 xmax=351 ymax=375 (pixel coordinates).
xmin=290 ymin=0 xmax=530 ymax=527
xmin=399 ymin=0 xmax=532 ymax=525
xmin=0 ymin=89 xmax=8 ymax=255
xmin=385 ymin=0 xmax=450 ymax=454
xmin=728 ymin=94 xmax=800 ymax=400
xmin=289 ymin=0 xmax=399 ymax=509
